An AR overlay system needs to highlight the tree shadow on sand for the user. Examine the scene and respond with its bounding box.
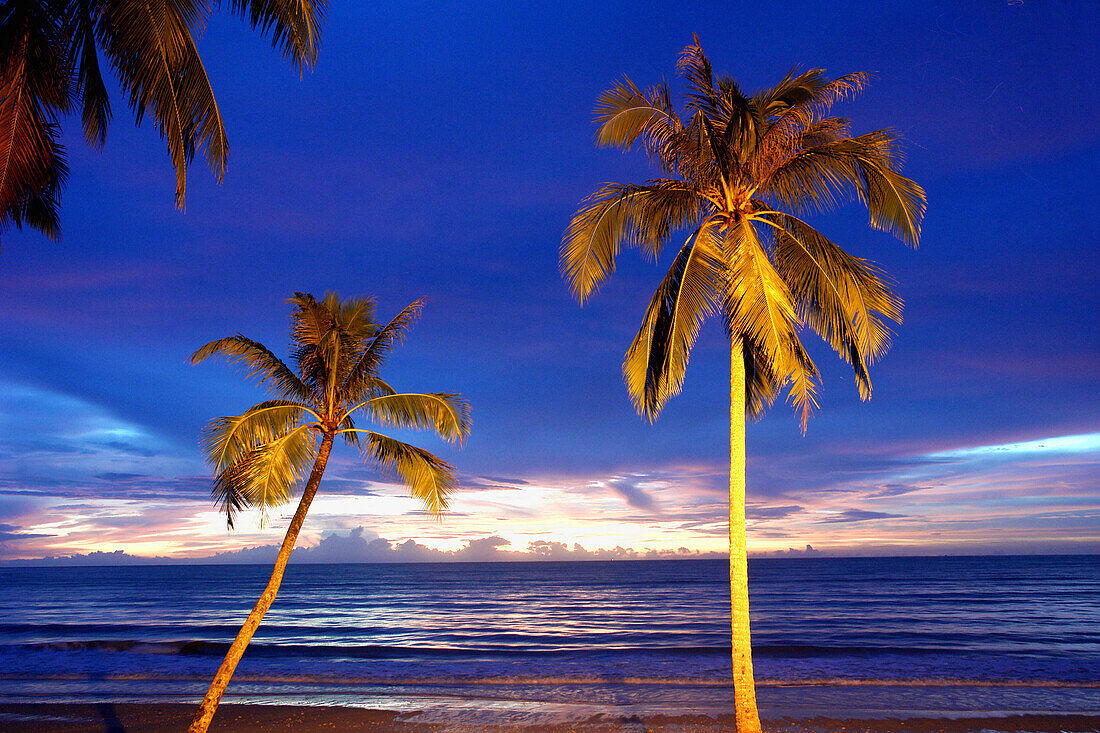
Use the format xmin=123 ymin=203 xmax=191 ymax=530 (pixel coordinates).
xmin=95 ymin=702 xmax=125 ymax=733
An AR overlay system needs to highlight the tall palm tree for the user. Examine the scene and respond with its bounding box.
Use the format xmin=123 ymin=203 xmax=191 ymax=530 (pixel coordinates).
xmin=561 ymin=38 xmax=925 ymax=732
xmin=0 ymin=0 xmax=325 ymax=245
xmin=187 ymin=292 xmax=470 ymax=733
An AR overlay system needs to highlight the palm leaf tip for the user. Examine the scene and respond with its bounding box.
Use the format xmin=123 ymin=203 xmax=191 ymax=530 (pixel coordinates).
xmin=364 ymin=432 xmax=457 ymax=517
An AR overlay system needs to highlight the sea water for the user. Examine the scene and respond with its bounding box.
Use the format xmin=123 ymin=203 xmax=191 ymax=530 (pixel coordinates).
xmin=0 ymin=556 xmax=1097 ymax=718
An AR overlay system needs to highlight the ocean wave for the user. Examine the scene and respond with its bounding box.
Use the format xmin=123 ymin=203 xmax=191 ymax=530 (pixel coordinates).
xmin=12 ymin=639 xmax=1077 ymax=660
xmin=0 ymin=671 xmax=1096 ymax=688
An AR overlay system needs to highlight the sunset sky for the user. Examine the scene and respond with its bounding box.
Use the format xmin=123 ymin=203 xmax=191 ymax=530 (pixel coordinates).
xmin=1 ymin=0 xmax=1097 ymax=562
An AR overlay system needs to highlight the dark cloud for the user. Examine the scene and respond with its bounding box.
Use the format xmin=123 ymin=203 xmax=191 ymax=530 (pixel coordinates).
xmin=864 ymin=483 xmax=926 ymax=499
xmin=1 ymin=476 xmax=214 ymax=503
xmin=817 ymin=510 xmax=907 ymax=524
xmin=0 ymin=524 xmax=56 ymax=547
xmin=95 ymin=473 xmax=148 ymax=482
xmin=764 ymin=544 xmax=824 ymax=558
xmin=97 ymin=441 xmax=159 ymax=458
xmin=605 ymin=477 xmax=659 ymax=511
xmin=457 ymin=476 xmax=526 ymax=492
xmin=747 ymin=505 xmax=803 ymax=520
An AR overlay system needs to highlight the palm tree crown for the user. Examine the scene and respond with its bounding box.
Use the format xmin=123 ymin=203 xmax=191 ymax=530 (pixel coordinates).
xmin=562 ymin=38 xmax=926 ymax=427
xmin=192 ymin=292 xmax=469 ymax=528
xmin=0 ymin=0 xmax=325 ymax=243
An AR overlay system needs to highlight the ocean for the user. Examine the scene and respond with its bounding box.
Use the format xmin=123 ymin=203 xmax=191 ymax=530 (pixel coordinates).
xmin=1 ymin=556 xmax=1097 ymax=720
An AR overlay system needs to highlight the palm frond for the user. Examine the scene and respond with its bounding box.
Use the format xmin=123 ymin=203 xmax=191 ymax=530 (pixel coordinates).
xmin=209 ymin=457 xmax=250 ymax=529
xmin=561 ymin=181 xmax=702 ymax=302
xmin=199 ymin=400 xmax=310 ymax=473
xmin=753 ymin=68 xmax=828 ymax=115
xmin=723 ymin=219 xmax=799 ymax=362
xmin=741 ymin=335 xmax=779 ymax=419
xmin=337 ymin=411 xmax=359 ymax=447
xmin=216 ymin=0 xmax=325 ymax=72
xmin=623 ymin=224 xmax=722 ymax=420
xmin=750 ymin=117 xmax=850 ymax=185
xmin=229 ymin=423 xmax=317 ymax=526
xmin=68 ymin=0 xmax=111 ymax=148
xmin=767 ymin=211 xmax=902 ymax=398
xmin=723 ymin=219 xmax=818 ymax=427
xmin=96 ymin=0 xmax=228 ymax=206
xmin=783 ymin=333 xmax=820 ymax=432
xmin=191 ymin=335 xmax=310 ymax=400
xmin=362 ymin=432 xmax=457 ymax=516
xmin=288 ymin=291 xmax=336 ymax=389
xmin=329 ymin=292 xmax=376 ymax=343
xmin=343 ymin=298 xmax=421 ymax=397
xmin=759 ymin=70 xmax=868 ymax=124
xmin=848 ymin=131 xmax=925 ymax=247
xmin=593 ymin=77 xmax=682 ymax=157
xmin=0 ymin=1 xmax=70 ymax=242
xmin=760 ymin=130 xmax=925 ymax=246
xmin=678 ymin=36 xmax=722 ymax=122
xmin=757 ymin=137 xmax=862 ymax=216
xmin=360 ymin=392 xmax=470 ymax=445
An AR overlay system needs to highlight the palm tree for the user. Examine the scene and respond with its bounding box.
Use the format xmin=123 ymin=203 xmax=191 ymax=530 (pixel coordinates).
xmin=561 ymin=38 xmax=925 ymax=732
xmin=187 ymin=292 xmax=470 ymax=733
xmin=0 ymin=0 xmax=325 ymax=245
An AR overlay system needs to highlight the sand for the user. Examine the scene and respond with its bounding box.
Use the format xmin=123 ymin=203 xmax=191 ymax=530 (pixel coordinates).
xmin=2 ymin=703 xmax=1100 ymax=733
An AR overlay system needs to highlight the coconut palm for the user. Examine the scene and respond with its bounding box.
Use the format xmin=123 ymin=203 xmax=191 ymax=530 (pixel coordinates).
xmin=187 ymin=292 xmax=470 ymax=733
xmin=561 ymin=38 xmax=925 ymax=732
xmin=0 ymin=0 xmax=325 ymax=245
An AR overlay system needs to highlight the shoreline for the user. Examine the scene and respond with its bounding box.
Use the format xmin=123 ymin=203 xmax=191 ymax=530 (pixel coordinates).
xmin=3 ymin=702 xmax=1100 ymax=732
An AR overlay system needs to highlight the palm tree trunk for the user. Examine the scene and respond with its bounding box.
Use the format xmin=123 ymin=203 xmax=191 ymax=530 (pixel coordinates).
xmin=730 ymin=337 xmax=762 ymax=733
xmin=188 ymin=432 xmax=335 ymax=733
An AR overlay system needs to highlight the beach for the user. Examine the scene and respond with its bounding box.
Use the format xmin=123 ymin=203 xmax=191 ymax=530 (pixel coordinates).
xmin=3 ymin=703 xmax=1100 ymax=732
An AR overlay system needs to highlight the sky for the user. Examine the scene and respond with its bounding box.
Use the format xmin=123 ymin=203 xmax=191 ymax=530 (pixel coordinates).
xmin=1 ymin=0 xmax=1097 ymax=563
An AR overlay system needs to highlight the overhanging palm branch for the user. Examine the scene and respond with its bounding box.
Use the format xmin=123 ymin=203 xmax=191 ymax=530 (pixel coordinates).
xmin=0 ymin=0 xmax=326 ymax=242
xmin=0 ymin=0 xmax=70 ymax=243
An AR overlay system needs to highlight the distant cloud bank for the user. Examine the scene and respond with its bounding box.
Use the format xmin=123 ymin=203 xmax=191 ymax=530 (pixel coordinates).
xmin=2 ymin=527 xmax=727 ymax=566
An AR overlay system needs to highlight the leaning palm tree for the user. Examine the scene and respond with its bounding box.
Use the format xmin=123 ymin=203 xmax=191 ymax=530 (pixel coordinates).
xmin=0 ymin=0 xmax=325 ymax=245
xmin=561 ymin=38 xmax=924 ymax=732
xmin=187 ymin=291 xmax=470 ymax=733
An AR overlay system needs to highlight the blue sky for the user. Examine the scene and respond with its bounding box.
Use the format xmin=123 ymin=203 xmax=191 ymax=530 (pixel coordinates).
xmin=0 ymin=0 xmax=1097 ymax=561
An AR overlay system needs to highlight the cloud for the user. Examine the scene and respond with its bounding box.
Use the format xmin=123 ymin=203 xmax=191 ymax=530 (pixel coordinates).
xmin=926 ymin=433 xmax=1100 ymax=460
xmin=97 ymin=440 xmax=159 ymax=458
xmin=457 ymin=474 xmax=528 ymax=491
xmin=864 ymin=484 xmax=927 ymax=499
xmin=816 ymin=509 xmax=907 ymax=524
xmin=764 ymin=544 xmax=824 ymax=558
xmin=748 ymin=505 xmax=803 ymax=520
xmin=604 ymin=476 xmax=659 ymax=511
xmin=95 ymin=473 xmax=148 ymax=482
xmin=3 ymin=528 xmax=725 ymax=565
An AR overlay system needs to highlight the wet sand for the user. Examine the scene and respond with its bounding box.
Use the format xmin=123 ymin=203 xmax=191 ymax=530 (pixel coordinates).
xmin=2 ymin=703 xmax=1100 ymax=732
